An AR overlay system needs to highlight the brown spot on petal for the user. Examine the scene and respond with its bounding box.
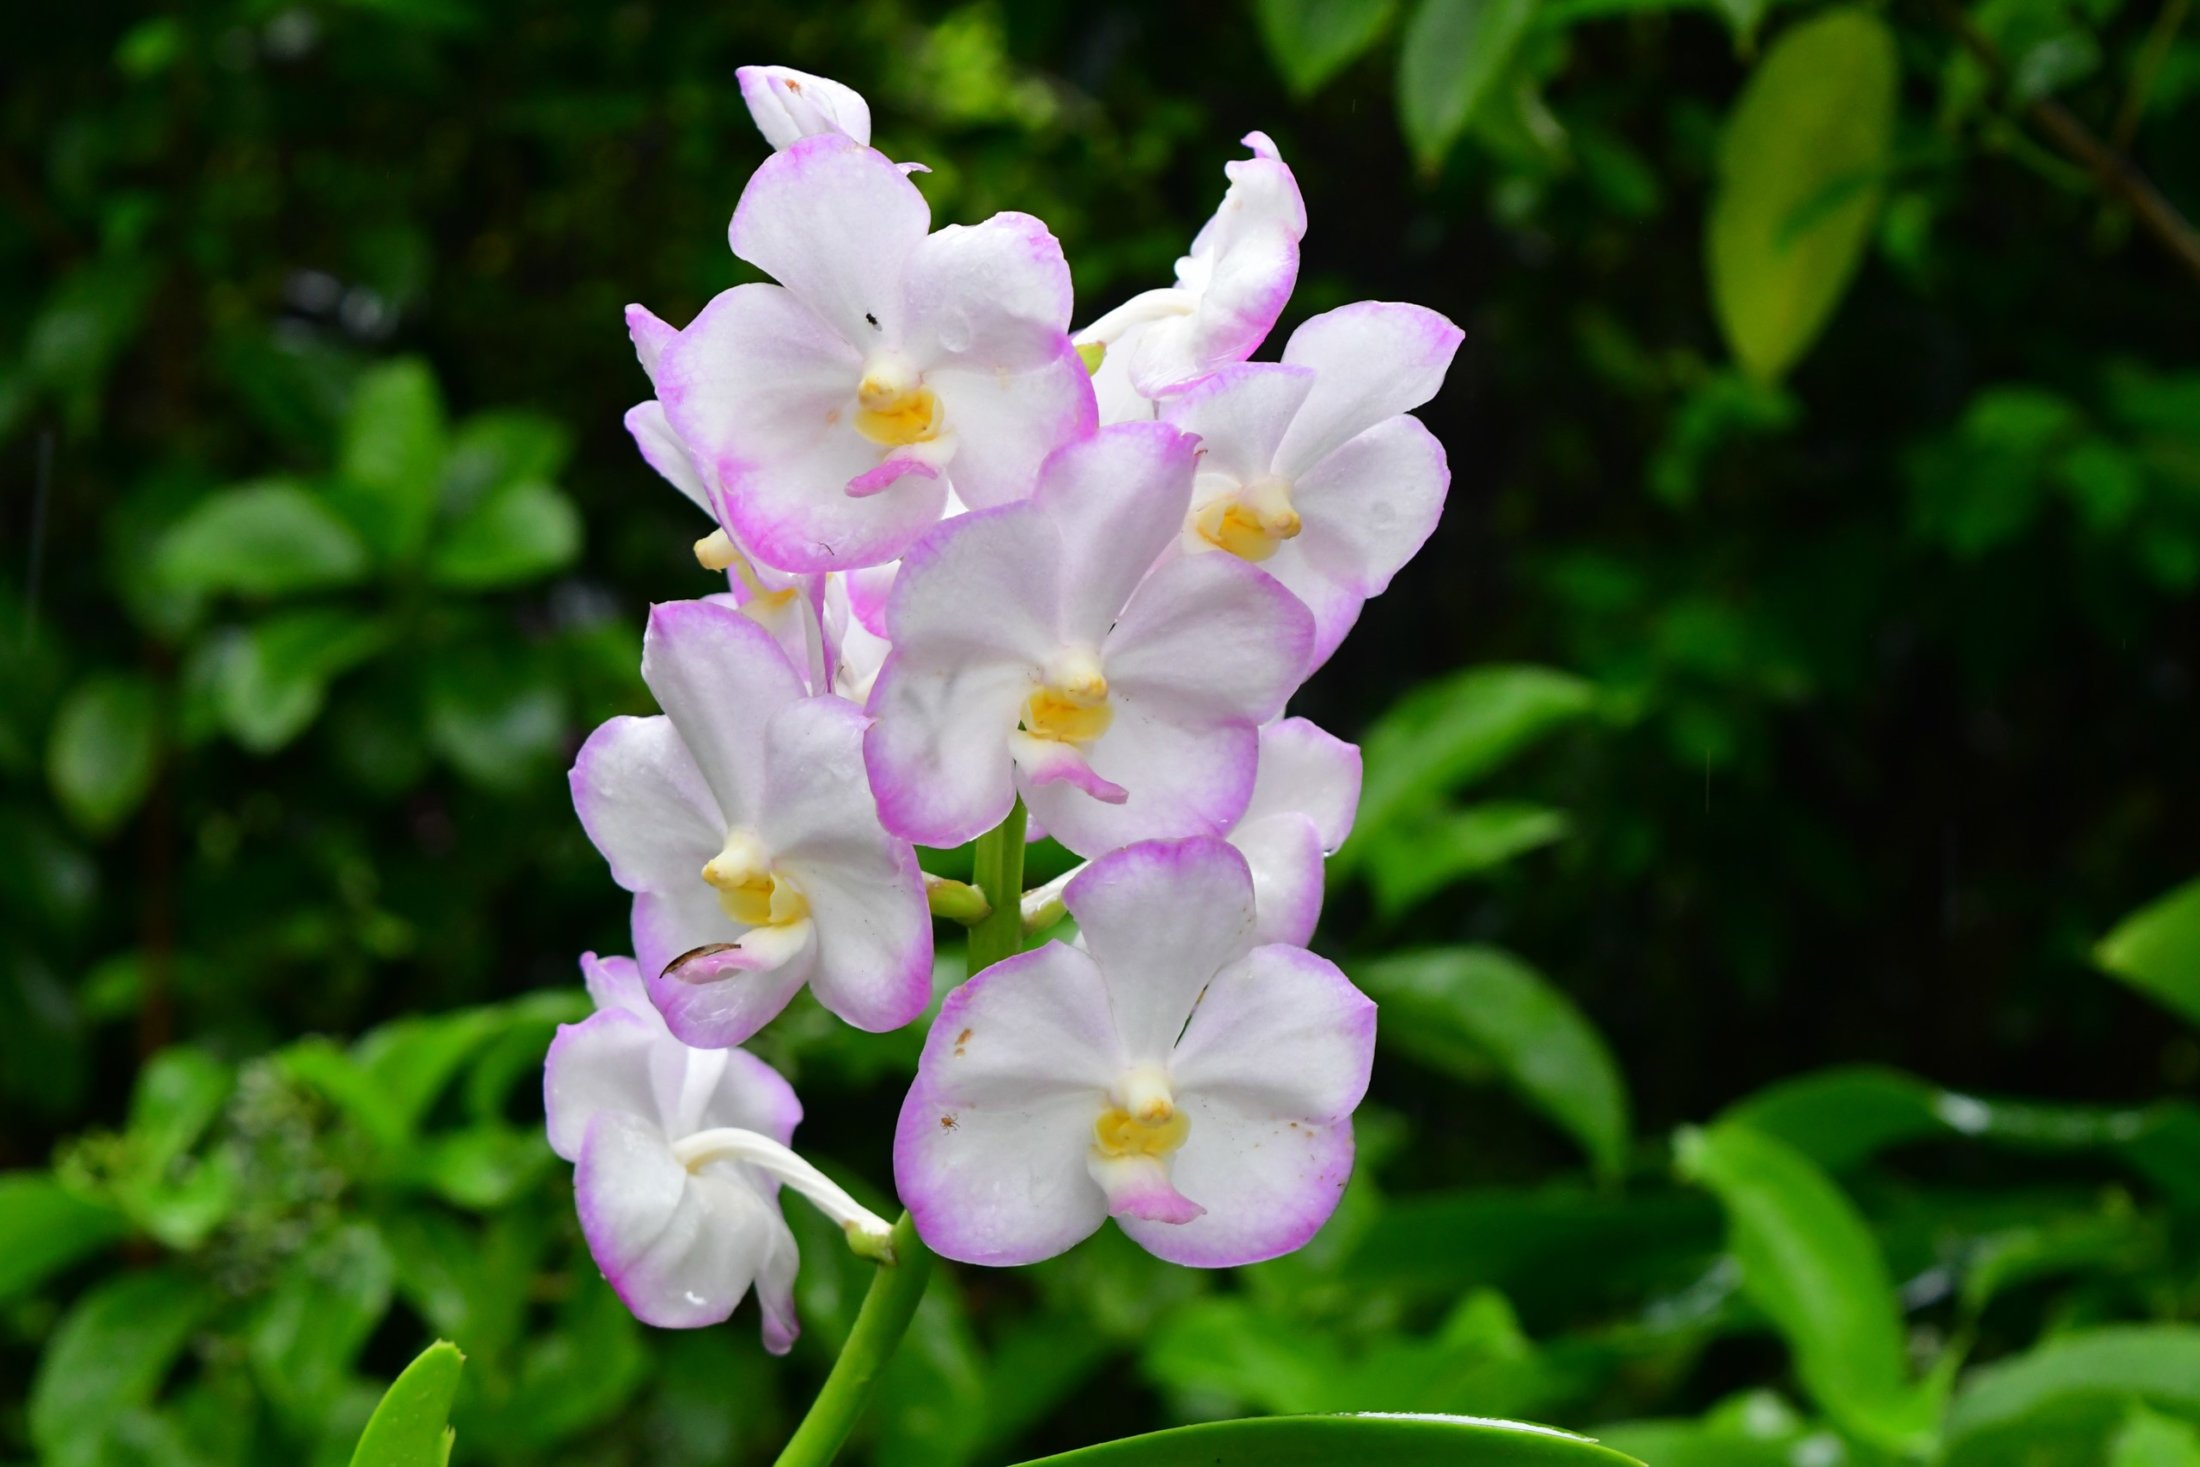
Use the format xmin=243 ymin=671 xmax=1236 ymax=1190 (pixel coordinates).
xmin=939 ymin=1114 xmax=959 ymax=1131
xmin=954 ymin=1027 xmax=973 ymax=1056
xmin=663 ymin=943 xmax=743 ymax=981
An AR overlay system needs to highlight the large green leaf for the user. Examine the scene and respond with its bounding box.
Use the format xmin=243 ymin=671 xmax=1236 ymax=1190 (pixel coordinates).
xmin=29 ymin=1266 xmax=216 ymax=1467
xmin=154 ymin=478 xmax=373 ymax=598
xmin=1398 ymin=0 xmax=1538 ymax=170
xmin=335 ymin=359 xmax=448 ymax=564
xmin=1706 ymin=7 xmax=1897 ymax=381
xmin=426 ymin=479 xmax=581 ymax=590
xmin=2097 ymin=876 xmax=2200 ymax=1027
xmin=250 ymin=1225 xmax=396 ymax=1428
xmin=46 ymin=671 xmax=159 ymax=835
xmin=1256 ymin=0 xmax=1397 ymax=97
xmin=1944 ymin=1326 xmax=2200 ymax=1467
xmin=1011 ymin=1413 xmax=1642 ymax=1465
xmin=1365 ymin=802 xmax=1572 ymax=916
xmin=210 ymin=607 xmax=391 ymax=752
xmin=2113 ymin=1407 xmax=2200 ymax=1467
xmin=0 ymin=1173 xmax=129 ymax=1303
xmin=350 ymin=1339 xmax=465 ymax=1467
xmin=1358 ymin=947 xmax=1630 ymax=1181
xmin=1346 ymin=664 xmax=1596 ymax=865
xmin=1676 ymin=1121 xmax=1939 ymax=1454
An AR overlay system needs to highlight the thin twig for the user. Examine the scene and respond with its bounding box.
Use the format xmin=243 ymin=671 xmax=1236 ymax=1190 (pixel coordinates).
xmin=1932 ymin=0 xmax=2200 ymax=285
xmin=2113 ymin=0 xmax=2190 ymax=151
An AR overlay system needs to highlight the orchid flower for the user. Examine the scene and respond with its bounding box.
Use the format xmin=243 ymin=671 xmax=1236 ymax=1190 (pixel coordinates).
xmin=1223 ymin=716 xmax=1362 ymax=945
xmin=649 ymin=134 xmax=1094 ymax=572
xmin=570 ymin=599 xmax=931 ymax=1047
xmin=1161 ymin=301 xmax=1462 ymax=668
xmin=1076 ymin=132 xmax=1305 ymax=421
xmin=547 ymin=953 xmax=888 ymax=1343
xmin=895 ymin=837 xmax=1374 ymax=1266
xmin=737 ymin=65 xmax=872 ymax=151
xmin=863 ymin=422 xmax=1314 ymax=856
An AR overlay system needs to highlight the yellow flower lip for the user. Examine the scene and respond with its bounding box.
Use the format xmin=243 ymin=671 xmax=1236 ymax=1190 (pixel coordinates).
xmin=1094 ymin=1067 xmax=1189 ymax=1159
xmin=1193 ymin=475 xmax=1301 ymax=561
xmin=854 ymin=357 xmax=943 ymax=447
xmin=701 ymin=832 xmax=809 ymax=927
xmin=1021 ymin=649 xmax=1112 ymax=747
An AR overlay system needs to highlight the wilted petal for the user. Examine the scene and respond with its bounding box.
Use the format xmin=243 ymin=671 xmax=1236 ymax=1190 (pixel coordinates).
xmin=895 ymin=943 xmax=1120 ymax=1265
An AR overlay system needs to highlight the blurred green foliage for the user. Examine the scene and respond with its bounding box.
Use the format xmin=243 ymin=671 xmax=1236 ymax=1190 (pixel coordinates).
xmin=5 ymin=0 xmax=2200 ymax=1463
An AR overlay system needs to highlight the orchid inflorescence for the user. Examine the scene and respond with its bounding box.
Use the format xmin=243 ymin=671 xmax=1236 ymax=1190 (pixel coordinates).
xmin=545 ymin=63 xmax=1461 ymax=1358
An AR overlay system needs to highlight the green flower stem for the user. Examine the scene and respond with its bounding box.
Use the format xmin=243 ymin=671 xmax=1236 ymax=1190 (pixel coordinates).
xmin=769 ymin=1212 xmax=932 ymax=1467
xmin=769 ymin=802 xmax=1027 ymax=1467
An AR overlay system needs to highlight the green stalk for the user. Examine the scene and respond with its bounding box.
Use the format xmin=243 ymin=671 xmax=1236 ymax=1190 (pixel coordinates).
xmin=769 ymin=801 xmax=1027 ymax=1467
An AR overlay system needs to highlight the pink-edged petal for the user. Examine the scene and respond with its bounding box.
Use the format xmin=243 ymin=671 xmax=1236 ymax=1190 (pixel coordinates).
xmin=865 ymin=652 xmax=1033 ymax=848
xmin=632 ymin=885 xmax=739 ymax=999
xmin=1036 ymin=422 xmax=1200 ymax=644
xmin=1089 ymin=1153 xmax=1205 ymax=1224
xmin=894 ymin=943 xmax=1120 ymax=1266
xmin=1010 ymin=732 xmax=1129 ymax=804
xmin=1275 ymin=301 xmax=1464 ymax=477
xmin=710 ymin=580 xmax=830 ymax=699
xmin=640 ymin=599 xmax=807 ymax=831
xmin=1121 ymin=944 xmax=1373 ymax=1266
xmin=544 ymin=1007 xmax=661 ymax=1162
xmin=1105 ymin=553 xmax=1313 ymax=725
xmin=1161 ymin=363 xmax=1312 ymax=487
xmin=1289 ymin=413 xmax=1450 ymax=620
xmin=927 ymin=343 xmax=1095 ymax=510
xmin=1063 ymin=837 xmax=1259 ymax=1064
xmin=580 ymin=952 xmax=654 ymax=1021
xmin=758 ymin=697 xmax=932 ymax=1032
xmin=1171 ymin=944 xmax=1375 ymax=1124
xmin=690 ymin=1047 xmax=804 ymax=1147
xmin=1115 ymin=1094 xmax=1355 ymax=1268
xmin=625 ymin=401 xmax=715 ymax=517
xmin=901 ymin=212 xmax=1075 ymax=365
xmin=729 ymin=134 xmax=928 ymax=346
xmin=626 ymin=304 xmax=679 ymax=384
xmin=1241 ymin=717 xmax=1362 ymax=848
xmin=642 ymin=901 xmax=819 ymax=1049
xmin=1229 ymin=812 xmax=1326 ymax=947
xmin=1027 ymin=698 xmax=1258 ymax=858
xmin=843 ymin=563 xmax=897 ymax=636
xmin=570 ymin=714 xmax=723 ymax=893
xmin=659 ymin=283 xmax=946 ymax=573
xmin=575 ymin=1109 xmax=788 ymax=1330
xmin=737 ymin=65 xmax=871 ymax=150
xmin=1128 ymin=133 xmax=1304 ymax=397
xmin=883 ymin=503 xmax=1060 ymax=666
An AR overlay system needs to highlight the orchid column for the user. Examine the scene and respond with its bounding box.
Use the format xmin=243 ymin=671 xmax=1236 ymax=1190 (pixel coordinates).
xmin=550 ymin=62 xmax=1460 ymax=1466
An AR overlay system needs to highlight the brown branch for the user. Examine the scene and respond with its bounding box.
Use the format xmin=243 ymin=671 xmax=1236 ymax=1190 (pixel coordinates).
xmin=1933 ymin=0 xmax=2200 ymax=286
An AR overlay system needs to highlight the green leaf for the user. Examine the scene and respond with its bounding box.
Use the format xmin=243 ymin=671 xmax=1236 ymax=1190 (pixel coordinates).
xmin=2112 ymin=1406 xmax=2200 ymax=1467
xmin=2097 ymin=875 xmax=2200 ymax=1027
xmin=1256 ymin=0 xmax=1397 ymax=97
xmin=1706 ymin=7 xmax=1897 ymax=381
xmin=350 ymin=1339 xmax=465 ymax=1467
xmin=211 ymin=608 xmax=391 ymax=752
xmin=0 ymin=1173 xmax=129 ymax=1303
xmin=439 ymin=411 xmax=571 ymax=517
xmin=154 ymin=478 xmax=373 ymax=598
xmin=251 ymin=1225 xmax=396 ymax=1427
xmin=1357 ymin=948 xmax=1630 ymax=1181
xmin=1599 ymin=1390 xmax=1824 ymax=1467
xmin=426 ymin=479 xmax=582 ymax=589
xmin=1398 ymin=0 xmax=1538 ymax=170
xmin=422 ymin=646 xmax=569 ymax=790
xmin=335 ymin=359 xmax=447 ymax=564
xmin=30 ymin=1266 xmax=215 ymax=1467
xmin=1676 ymin=1121 xmax=1938 ymax=1453
xmin=1346 ymin=665 xmax=1596 ymax=865
xmin=1011 ymin=1414 xmax=1642 ymax=1465
xmin=47 ymin=672 xmax=160 ymax=835
xmin=1365 ymin=801 xmax=1571 ymax=915
xmin=1944 ymin=1326 xmax=2200 ymax=1467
